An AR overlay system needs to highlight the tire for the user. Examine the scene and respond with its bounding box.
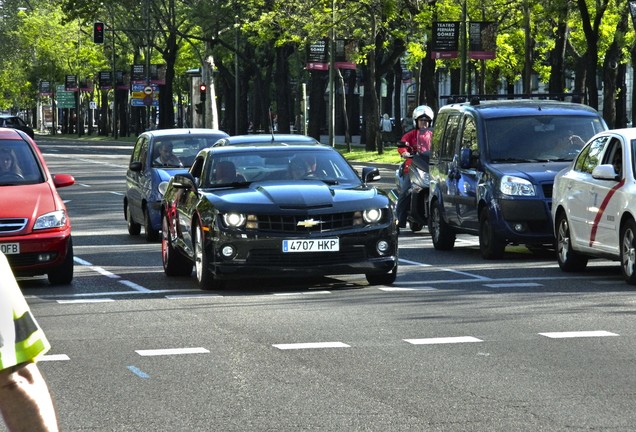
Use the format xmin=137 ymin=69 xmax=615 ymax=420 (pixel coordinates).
xmin=620 ymin=219 xmax=636 ymax=285
xmin=48 ymin=237 xmax=74 ymax=285
xmin=194 ymin=222 xmax=225 ymax=290
xmin=555 ymin=212 xmax=588 ymax=272
xmin=144 ymin=207 xmax=160 ymax=242
xmin=162 ymin=215 xmax=192 ymax=276
xmin=366 ymin=266 xmax=397 ymax=286
xmin=429 ymin=198 xmax=455 ymax=250
xmin=126 ymin=203 xmax=141 ymax=236
xmin=479 ymin=208 xmax=506 ymax=260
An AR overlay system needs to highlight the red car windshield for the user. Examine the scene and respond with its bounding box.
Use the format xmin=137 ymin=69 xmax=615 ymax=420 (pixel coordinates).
xmin=0 ymin=140 xmax=44 ymax=185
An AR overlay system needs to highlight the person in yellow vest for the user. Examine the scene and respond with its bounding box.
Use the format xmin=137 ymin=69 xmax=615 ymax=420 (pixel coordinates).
xmin=0 ymin=252 xmax=59 ymax=431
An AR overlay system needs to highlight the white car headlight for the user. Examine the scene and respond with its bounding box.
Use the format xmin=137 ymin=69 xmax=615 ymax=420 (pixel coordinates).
xmin=362 ymin=208 xmax=383 ymax=224
xmin=223 ymin=213 xmax=246 ymax=228
xmin=34 ymin=210 xmax=67 ymax=230
xmin=500 ymin=175 xmax=535 ymax=196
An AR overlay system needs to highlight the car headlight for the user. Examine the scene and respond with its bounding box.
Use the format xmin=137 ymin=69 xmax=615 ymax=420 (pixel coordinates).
xmin=158 ymin=181 xmax=169 ymax=196
xmin=500 ymin=175 xmax=535 ymax=196
xmin=222 ymin=212 xmax=246 ymax=228
xmin=362 ymin=208 xmax=383 ymax=224
xmin=34 ymin=210 xmax=67 ymax=230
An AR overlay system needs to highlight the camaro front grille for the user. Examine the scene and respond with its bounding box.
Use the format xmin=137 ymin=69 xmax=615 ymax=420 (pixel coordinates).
xmin=0 ymin=218 xmax=27 ymax=233
xmin=254 ymin=212 xmax=356 ymax=233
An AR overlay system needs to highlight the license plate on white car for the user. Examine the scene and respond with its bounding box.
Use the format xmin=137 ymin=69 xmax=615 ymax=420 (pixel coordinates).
xmin=0 ymin=243 xmax=20 ymax=255
xmin=282 ymin=239 xmax=339 ymax=253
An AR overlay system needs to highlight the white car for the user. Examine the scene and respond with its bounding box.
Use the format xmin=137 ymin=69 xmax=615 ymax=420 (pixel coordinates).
xmin=552 ymin=128 xmax=636 ymax=284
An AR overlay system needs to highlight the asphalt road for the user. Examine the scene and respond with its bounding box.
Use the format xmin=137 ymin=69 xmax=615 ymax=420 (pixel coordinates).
xmin=5 ymin=137 xmax=636 ymax=431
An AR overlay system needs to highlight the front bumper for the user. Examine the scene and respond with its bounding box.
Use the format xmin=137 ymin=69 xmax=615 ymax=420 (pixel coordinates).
xmin=1 ymin=228 xmax=72 ymax=276
xmin=205 ymin=226 xmax=398 ymax=280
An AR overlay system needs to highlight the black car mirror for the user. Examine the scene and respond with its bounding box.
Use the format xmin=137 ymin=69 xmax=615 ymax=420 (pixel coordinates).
xmin=362 ymin=166 xmax=381 ymax=183
xmin=129 ymin=161 xmax=142 ymax=172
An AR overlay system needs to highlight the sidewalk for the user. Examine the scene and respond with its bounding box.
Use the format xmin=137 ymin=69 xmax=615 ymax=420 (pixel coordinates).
xmin=319 ymin=135 xmax=363 ymax=146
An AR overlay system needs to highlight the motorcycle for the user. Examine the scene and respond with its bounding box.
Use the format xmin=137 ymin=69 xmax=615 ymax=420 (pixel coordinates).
xmin=394 ymin=145 xmax=430 ymax=233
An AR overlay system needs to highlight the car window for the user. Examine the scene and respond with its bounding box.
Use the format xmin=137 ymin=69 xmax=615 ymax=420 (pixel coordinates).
xmin=603 ymin=138 xmax=623 ymax=177
xmin=0 ymin=139 xmax=44 ymax=184
xmin=436 ymin=113 xmax=461 ymax=160
xmin=152 ymin=135 xmax=223 ymax=168
xmin=203 ymin=150 xmax=360 ymax=187
xmin=573 ymin=136 xmax=608 ymax=174
xmin=131 ymin=136 xmax=145 ymax=164
xmin=485 ymin=115 xmax=605 ymax=162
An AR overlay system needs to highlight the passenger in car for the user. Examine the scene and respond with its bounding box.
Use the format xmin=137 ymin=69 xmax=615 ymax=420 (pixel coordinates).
xmin=612 ymin=149 xmax=622 ymax=177
xmin=554 ymin=130 xmax=586 ymax=155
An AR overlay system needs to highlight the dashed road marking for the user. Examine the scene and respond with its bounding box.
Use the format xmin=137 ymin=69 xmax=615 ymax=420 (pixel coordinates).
xmin=136 ymin=347 xmax=210 ymax=356
xmin=539 ymin=331 xmax=619 ymax=339
xmin=41 ymin=354 xmax=70 ymax=361
xmin=273 ymin=342 xmax=350 ymax=350
xmin=404 ymin=336 xmax=483 ymax=345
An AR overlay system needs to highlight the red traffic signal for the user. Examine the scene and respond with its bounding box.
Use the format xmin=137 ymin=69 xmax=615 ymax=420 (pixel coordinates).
xmin=93 ymin=22 xmax=104 ymax=44
xmin=199 ymin=84 xmax=207 ymax=93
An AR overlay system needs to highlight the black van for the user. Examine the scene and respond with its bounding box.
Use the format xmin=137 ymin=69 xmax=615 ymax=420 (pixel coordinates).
xmin=428 ymin=99 xmax=607 ymax=259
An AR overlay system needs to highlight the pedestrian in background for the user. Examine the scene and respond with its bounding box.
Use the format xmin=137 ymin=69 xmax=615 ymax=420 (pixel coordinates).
xmin=0 ymin=252 xmax=59 ymax=431
xmin=380 ymin=113 xmax=394 ymax=146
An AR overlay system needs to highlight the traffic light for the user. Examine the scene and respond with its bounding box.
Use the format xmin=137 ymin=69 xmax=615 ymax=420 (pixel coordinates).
xmin=93 ymin=22 xmax=104 ymax=44
xmin=199 ymin=84 xmax=207 ymax=102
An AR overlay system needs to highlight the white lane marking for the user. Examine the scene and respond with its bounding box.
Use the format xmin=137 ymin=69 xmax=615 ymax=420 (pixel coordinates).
xmin=539 ymin=331 xmax=619 ymax=339
xmin=136 ymin=347 xmax=210 ymax=356
xmin=483 ymin=282 xmax=543 ymax=288
xmin=40 ymin=354 xmax=70 ymax=361
xmin=110 ymin=191 xmax=124 ymax=196
xmin=378 ymin=287 xmax=437 ymax=292
xmin=57 ymin=299 xmax=114 ymax=304
xmin=73 ymin=257 xmax=93 ymax=266
xmin=399 ymin=258 xmax=492 ymax=280
xmin=127 ymin=366 xmax=150 ymax=379
xmin=78 ymin=183 xmax=91 ymax=188
xmin=118 ymin=280 xmax=152 ymax=293
xmin=166 ymin=294 xmax=222 ymax=299
xmin=273 ymin=342 xmax=350 ymax=350
xmin=404 ymin=336 xmax=483 ymax=345
xmin=274 ymin=291 xmax=331 ymax=296
xmin=93 ymin=267 xmax=120 ymax=279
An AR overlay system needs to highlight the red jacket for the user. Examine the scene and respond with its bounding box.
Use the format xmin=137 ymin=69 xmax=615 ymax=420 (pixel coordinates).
xmin=398 ymin=128 xmax=432 ymax=174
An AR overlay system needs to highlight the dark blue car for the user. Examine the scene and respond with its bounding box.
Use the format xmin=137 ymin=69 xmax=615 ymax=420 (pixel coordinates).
xmin=428 ymin=99 xmax=607 ymax=259
xmin=124 ymin=128 xmax=229 ymax=241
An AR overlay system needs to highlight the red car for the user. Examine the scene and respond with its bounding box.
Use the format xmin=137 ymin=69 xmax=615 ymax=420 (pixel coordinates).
xmin=0 ymin=128 xmax=75 ymax=284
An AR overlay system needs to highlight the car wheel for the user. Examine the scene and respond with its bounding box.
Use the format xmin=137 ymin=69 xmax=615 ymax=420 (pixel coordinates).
xmin=144 ymin=208 xmax=160 ymax=242
xmin=555 ymin=212 xmax=588 ymax=272
xmin=620 ymin=219 xmax=636 ymax=285
xmin=48 ymin=237 xmax=74 ymax=285
xmin=429 ymin=198 xmax=455 ymax=250
xmin=162 ymin=215 xmax=192 ymax=276
xmin=365 ymin=266 xmax=397 ymax=286
xmin=479 ymin=208 xmax=506 ymax=260
xmin=194 ymin=222 xmax=225 ymax=290
xmin=126 ymin=203 xmax=141 ymax=236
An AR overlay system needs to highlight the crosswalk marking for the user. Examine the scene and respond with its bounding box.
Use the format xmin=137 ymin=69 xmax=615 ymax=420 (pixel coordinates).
xmin=40 ymin=354 xmax=70 ymax=361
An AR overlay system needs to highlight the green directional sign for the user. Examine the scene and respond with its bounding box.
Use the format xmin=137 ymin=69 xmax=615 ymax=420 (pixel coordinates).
xmin=56 ymin=84 xmax=76 ymax=108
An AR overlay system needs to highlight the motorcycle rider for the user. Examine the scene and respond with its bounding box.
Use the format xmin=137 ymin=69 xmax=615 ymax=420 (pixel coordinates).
xmin=396 ymin=105 xmax=434 ymax=229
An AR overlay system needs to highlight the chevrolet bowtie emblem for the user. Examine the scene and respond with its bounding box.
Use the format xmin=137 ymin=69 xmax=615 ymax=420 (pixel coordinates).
xmin=297 ymin=219 xmax=323 ymax=228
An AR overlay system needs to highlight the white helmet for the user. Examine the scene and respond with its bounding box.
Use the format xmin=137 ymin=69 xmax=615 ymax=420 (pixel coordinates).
xmin=412 ymin=105 xmax=434 ymax=127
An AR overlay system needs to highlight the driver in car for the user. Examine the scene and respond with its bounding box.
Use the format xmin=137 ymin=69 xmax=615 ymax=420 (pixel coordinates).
xmin=0 ymin=148 xmax=22 ymax=177
xmin=154 ymin=142 xmax=183 ymax=167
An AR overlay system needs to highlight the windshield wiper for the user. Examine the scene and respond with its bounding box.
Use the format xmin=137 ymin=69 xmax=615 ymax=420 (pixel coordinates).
xmin=492 ymin=158 xmax=539 ymax=163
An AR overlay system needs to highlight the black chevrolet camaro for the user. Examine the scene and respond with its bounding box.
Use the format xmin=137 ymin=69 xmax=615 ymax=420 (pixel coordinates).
xmin=160 ymin=143 xmax=398 ymax=290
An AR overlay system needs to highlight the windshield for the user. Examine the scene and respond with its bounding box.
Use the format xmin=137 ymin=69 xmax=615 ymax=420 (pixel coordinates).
xmin=203 ymin=149 xmax=362 ymax=187
xmin=0 ymin=140 xmax=44 ymax=185
xmin=485 ymin=115 xmax=606 ymax=162
xmin=152 ymin=135 xmax=224 ymax=168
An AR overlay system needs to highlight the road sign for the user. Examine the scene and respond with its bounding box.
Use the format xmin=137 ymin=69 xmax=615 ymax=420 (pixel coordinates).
xmin=143 ymin=86 xmax=153 ymax=95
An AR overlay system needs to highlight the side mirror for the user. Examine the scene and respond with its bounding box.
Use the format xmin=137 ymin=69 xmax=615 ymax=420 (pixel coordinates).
xmin=362 ymin=166 xmax=381 ymax=183
xmin=129 ymin=161 xmax=142 ymax=172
